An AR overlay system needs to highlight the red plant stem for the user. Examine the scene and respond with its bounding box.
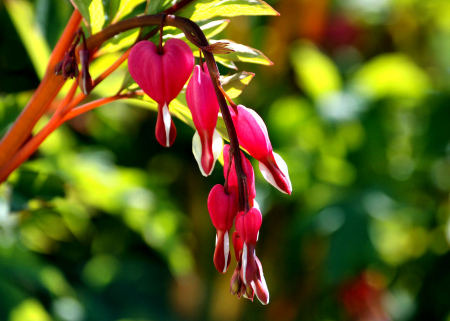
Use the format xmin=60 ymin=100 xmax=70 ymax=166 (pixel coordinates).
xmin=0 ymin=92 xmax=142 ymax=182
xmin=0 ymin=10 xmax=82 ymax=169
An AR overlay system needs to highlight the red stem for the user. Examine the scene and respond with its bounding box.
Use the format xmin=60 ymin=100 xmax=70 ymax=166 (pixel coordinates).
xmin=0 ymin=10 xmax=82 ymax=168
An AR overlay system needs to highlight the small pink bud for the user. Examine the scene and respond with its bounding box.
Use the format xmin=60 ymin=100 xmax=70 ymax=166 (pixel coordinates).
xmin=128 ymin=39 xmax=194 ymax=147
xmin=187 ymin=64 xmax=222 ymax=176
xmin=223 ymin=144 xmax=256 ymax=203
xmin=231 ymin=105 xmax=292 ymax=194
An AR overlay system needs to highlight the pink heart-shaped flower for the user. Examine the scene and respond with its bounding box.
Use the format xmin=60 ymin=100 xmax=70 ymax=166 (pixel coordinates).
xmin=128 ymin=39 xmax=194 ymax=147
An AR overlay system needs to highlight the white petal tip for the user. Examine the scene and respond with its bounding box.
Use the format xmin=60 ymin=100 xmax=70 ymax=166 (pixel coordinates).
xmin=162 ymin=103 xmax=172 ymax=147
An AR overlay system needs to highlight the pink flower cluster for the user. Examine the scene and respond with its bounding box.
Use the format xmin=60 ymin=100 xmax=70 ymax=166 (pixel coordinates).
xmin=128 ymin=38 xmax=292 ymax=304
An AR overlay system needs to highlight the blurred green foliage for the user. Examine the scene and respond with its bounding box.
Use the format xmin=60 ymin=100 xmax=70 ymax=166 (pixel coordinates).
xmin=1 ymin=0 xmax=450 ymax=320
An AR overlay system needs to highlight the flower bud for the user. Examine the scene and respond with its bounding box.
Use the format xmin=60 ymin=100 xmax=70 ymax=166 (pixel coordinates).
xmin=231 ymin=105 xmax=292 ymax=194
xmin=187 ymin=64 xmax=222 ymax=176
xmin=207 ymin=184 xmax=238 ymax=273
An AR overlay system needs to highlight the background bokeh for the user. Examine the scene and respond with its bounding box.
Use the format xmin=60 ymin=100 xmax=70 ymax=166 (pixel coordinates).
xmin=1 ymin=0 xmax=450 ymax=320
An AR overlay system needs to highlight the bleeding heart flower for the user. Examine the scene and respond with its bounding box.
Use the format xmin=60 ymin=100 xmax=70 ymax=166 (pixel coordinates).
xmin=186 ymin=64 xmax=222 ymax=176
xmin=232 ymin=208 xmax=269 ymax=305
xmin=223 ymin=144 xmax=256 ymax=205
xmin=207 ymin=184 xmax=238 ymax=273
xmin=128 ymin=39 xmax=194 ymax=147
xmin=231 ymin=105 xmax=292 ymax=195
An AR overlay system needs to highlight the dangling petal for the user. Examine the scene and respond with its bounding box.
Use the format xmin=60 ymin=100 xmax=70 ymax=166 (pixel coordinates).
xmin=155 ymin=103 xmax=176 ymax=147
xmin=259 ymin=152 xmax=292 ymax=194
xmin=192 ymin=129 xmax=223 ymax=176
xmin=252 ymin=256 xmax=270 ymax=305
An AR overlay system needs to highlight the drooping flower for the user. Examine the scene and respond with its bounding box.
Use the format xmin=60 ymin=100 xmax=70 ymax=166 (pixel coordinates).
xmin=186 ymin=64 xmax=222 ymax=176
xmin=223 ymin=144 xmax=256 ymax=205
xmin=232 ymin=208 xmax=270 ymax=305
xmin=230 ymin=105 xmax=292 ymax=195
xmin=128 ymin=39 xmax=194 ymax=147
xmin=207 ymin=184 xmax=238 ymax=273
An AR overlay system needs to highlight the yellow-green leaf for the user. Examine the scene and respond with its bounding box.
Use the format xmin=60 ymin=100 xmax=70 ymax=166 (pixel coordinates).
xmin=111 ymin=0 xmax=146 ymax=23
xmin=163 ymin=19 xmax=230 ymax=41
xmin=351 ymin=54 xmax=430 ymax=100
xmin=290 ymin=41 xmax=342 ymax=99
xmin=220 ymin=71 xmax=255 ymax=98
xmin=178 ymin=0 xmax=279 ymax=21
xmin=212 ymin=40 xmax=273 ymax=66
xmin=89 ymin=0 xmax=106 ymax=33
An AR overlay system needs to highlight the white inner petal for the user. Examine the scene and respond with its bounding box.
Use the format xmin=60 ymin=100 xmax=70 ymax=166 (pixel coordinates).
xmin=259 ymin=161 xmax=284 ymax=194
xmin=212 ymin=129 xmax=223 ymax=163
xmin=162 ymin=103 xmax=171 ymax=147
xmin=242 ymin=243 xmax=248 ymax=284
xmin=192 ymin=131 xmax=207 ymax=176
xmin=223 ymin=231 xmax=229 ymax=273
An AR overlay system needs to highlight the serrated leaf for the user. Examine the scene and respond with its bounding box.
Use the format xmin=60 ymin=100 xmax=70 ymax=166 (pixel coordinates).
xmin=178 ymin=0 xmax=279 ymax=21
xmin=211 ymin=40 xmax=273 ymax=65
xmin=220 ymin=71 xmax=255 ymax=99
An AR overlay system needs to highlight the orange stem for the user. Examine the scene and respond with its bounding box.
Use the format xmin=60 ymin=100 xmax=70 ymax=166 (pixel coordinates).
xmin=0 ymin=10 xmax=82 ymax=169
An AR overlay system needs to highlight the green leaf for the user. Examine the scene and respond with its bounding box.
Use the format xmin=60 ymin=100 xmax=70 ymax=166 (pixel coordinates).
xmin=178 ymin=0 xmax=279 ymax=21
xmin=70 ymin=0 xmax=92 ymax=25
xmin=163 ymin=19 xmax=230 ymax=41
xmin=4 ymin=0 xmax=51 ymax=79
xmin=220 ymin=71 xmax=255 ymax=99
xmin=110 ymin=0 xmax=146 ymax=23
xmin=212 ymin=40 xmax=273 ymax=65
xmin=290 ymin=41 xmax=342 ymax=99
xmin=100 ymin=29 xmax=140 ymax=54
xmin=146 ymin=0 xmax=172 ymax=14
